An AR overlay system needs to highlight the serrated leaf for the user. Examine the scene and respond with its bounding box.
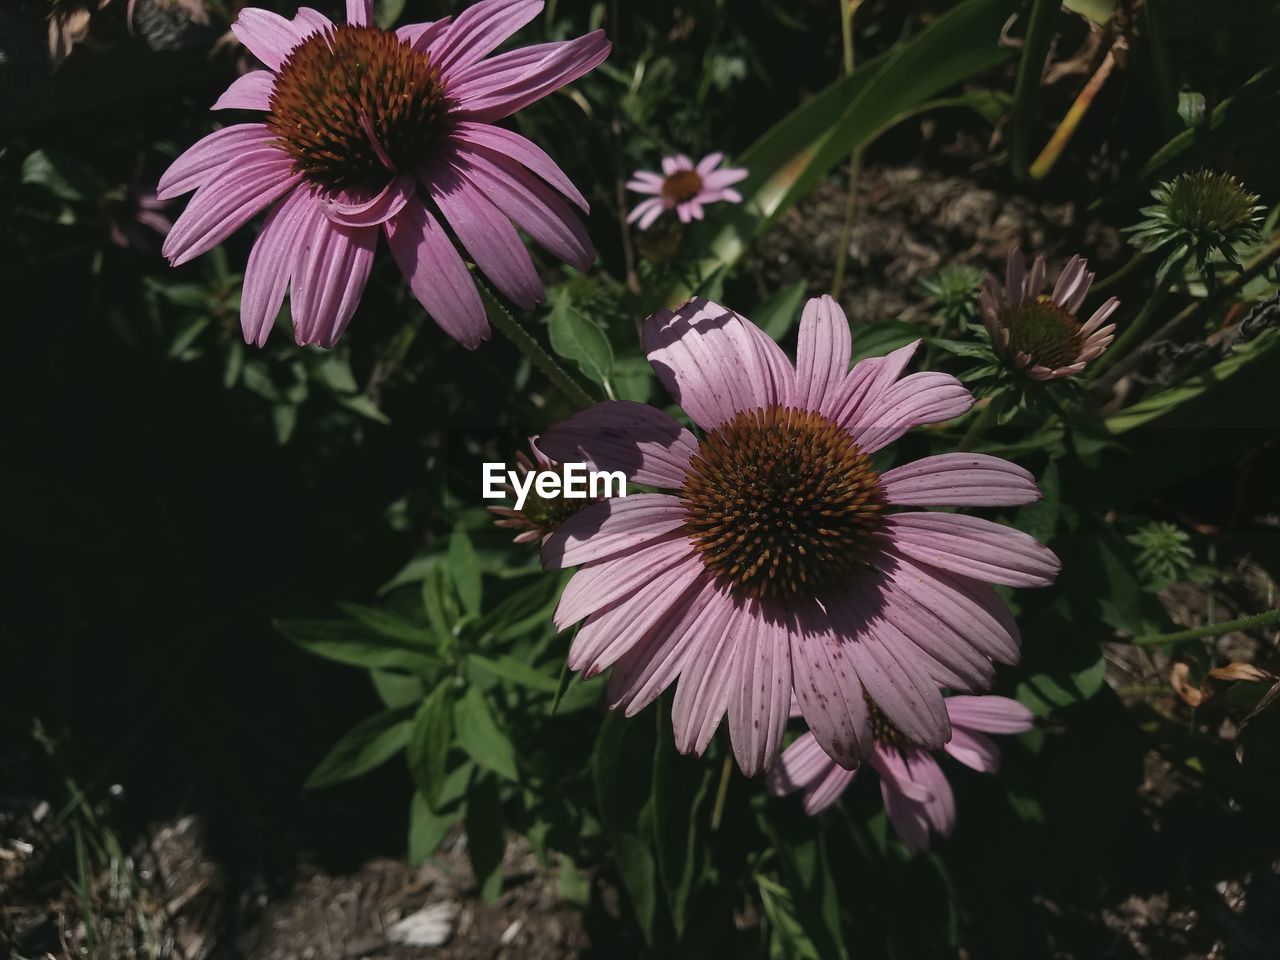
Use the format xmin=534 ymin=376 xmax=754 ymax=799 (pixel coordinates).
xmin=304 ymin=707 xmax=413 ymax=788
xmin=453 ymin=687 xmax=518 ymax=781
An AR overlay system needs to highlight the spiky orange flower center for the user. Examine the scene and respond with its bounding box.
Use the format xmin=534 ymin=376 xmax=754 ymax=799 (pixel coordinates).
xmin=661 ymin=169 xmax=704 ymax=204
xmin=267 ymin=25 xmax=450 ymax=191
xmin=680 ymin=407 xmax=883 ymax=601
xmin=1005 ymin=296 xmax=1084 ymax=370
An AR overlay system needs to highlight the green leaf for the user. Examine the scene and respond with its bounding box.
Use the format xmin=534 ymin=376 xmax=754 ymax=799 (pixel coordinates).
xmin=1014 ymin=459 xmax=1060 ymax=543
xmin=554 ymin=673 xmax=605 ymax=713
xmin=557 ymin=854 xmax=590 ymax=907
xmin=408 ymin=682 xmax=454 ymax=810
xmin=547 ymin=290 xmax=614 ymax=387
xmin=848 ymin=320 xmax=921 ymax=363
xmin=753 ymin=280 xmax=809 ymax=340
xmin=467 ymin=653 xmax=559 ymax=693
xmin=338 ymin=394 xmax=391 ymax=424
xmin=370 ymin=670 xmax=426 ymax=709
xmin=650 ymin=708 xmax=711 ymax=935
xmin=930 ymin=337 xmax=993 ymax=360
xmin=408 ymin=791 xmax=458 ymax=866
xmin=336 ymin=602 xmax=438 ymax=644
xmin=757 ymin=874 xmax=822 ymax=960
xmin=1016 ymin=656 xmax=1107 ymax=717
xmin=609 ymin=353 xmax=654 ymax=403
xmin=304 ymin=707 xmax=413 ymax=788
xmin=469 ymin=572 xmax=564 ymax=644
xmin=612 ymin=832 xmax=657 ymax=940
xmin=453 ymin=687 xmax=518 ymax=781
xmin=277 ymin=619 xmax=439 ymax=673
xmin=447 ymin=531 xmax=483 ymax=619
xmin=21 ymin=149 xmax=106 ymax=202
xmin=465 ymin=772 xmax=506 ymax=904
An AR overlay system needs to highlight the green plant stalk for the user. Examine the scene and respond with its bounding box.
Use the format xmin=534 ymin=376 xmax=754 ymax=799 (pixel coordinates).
xmin=831 ymin=0 xmax=865 ymax=300
xmin=958 ymin=391 xmax=1009 ymax=451
xmin=1130 ymin=607 xmax=1280 ymax=646
xmin=710 ymin=753 xmax=733 ymax=832
xmin=1090 ymin=249 xmax=1149 ymax=296
xmin=1009 ymin=0 xmax=1058 ymax=180
xmin=1030 ymin=45 xmax=1119 ymax=181
xmin=480 ymin=285 xmax=596 ymax=409
xmin=1143 ymin=0 xmax=1179 ymax=136
xmin=1088 ymin=254 xmax=1187 ymax=378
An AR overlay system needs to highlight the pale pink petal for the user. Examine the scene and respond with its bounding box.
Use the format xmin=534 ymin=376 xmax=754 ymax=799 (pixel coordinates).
xmin=839 ymin=616 xmax=951 ymax=750
xmin=905 ymin=750 xmax=955 ymax=838
xmin=727 ymin=606 xmax=791 ymax=777
xmin=881 ymin=780 xmax=932 ymax=853
xmin=671 ymin=593 xmax=745 ymax=756
xmin=627 ymin=197 xmax=663 ymax=224
xmin=397 ymin=18 xmax=451 ymax=49
xmin=211 ymin=70 xmax=275 ymax=111
xmin=626 ymin=178 xmax=663 ymax=196
xmin=823 ymin=339 xmax=920 ymax=424
xmin=384 ymin=200 xmax=489 ymax=349
xmin=450 ymin=31 xmax=610 ymax=121
xmin=766 ymin=733 xmax=857 ymax=815
xmin=880 ymin=453 xmax=1041 ymax=507
xmin=661 ymin=156 xmax=680 ymax=175
xmin=1005 ymin=247 xmax=1026 ymax=303
xmin=536 ymin=400 xmax=698 ymax=488
xmin=346 ymin=0 xmax=371 ymax=26
xmin=676 ymin=202 xmax=693 ymax=224
xmin=452 ymin=121 xmax=589 ymax=210
xmin=702 ymin=167 xmax=748 ymax=189
xmin=240 ymin=184 xmax=310 ymax=346
xmin=789 ymin=607 xmax=871 ymax=769
xmin=157 ymin=124 xmax=274 ymax=200
xmin=1052 ymin=255 xmax=1089 ymax=309
xmin=427 ymin=161 xmax=542 ymax=310
xmin=541 ymin=494 xmax=689 ymax=567
xmin=231 ymin=6 xmax=325 ymax=71
xmin=320 ymin=174 xmax=414 ymax=228
xmin=432 ymin=0 xmax=543 ymax=75
xmin=869 ymin=746 xmax=933 ymax=803
xmin=637 ymin=202 xmax=666 ymax=230
xmin=553 ymin=536 xmax=694 ymax=628
xmin=794 ymin=295 xmax=851 ymax=412
xmin=162 ymin=157 xmax=301 ymax=266
xmin=945 ymin=695 xmax=1034 ymax=734
xmin=943 ymin=727 xmax=1001 ymax=773
xmin=695 ymin=152 xmax=724 ymax=175
xmin=885 ymin=513 xmax=1060 ymax=588
xmin=846 ymin=371 xmax=974 ymax=454
xmin=289 ymin=213 xmax=378 ymax=347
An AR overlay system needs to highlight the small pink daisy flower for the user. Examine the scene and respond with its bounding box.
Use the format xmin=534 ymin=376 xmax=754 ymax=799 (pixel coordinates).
xmin=980 ymin=248 xmax=1120 ymax=381
xmin=537 ymin=295 xmax=1059 ymax=777
xmin=768 ymin=694 xmax=1033 ymax=852
xmin=626 ymin=152 xmax=747 ymax=230
xmin=488 ymin=437 xmax=599 ymax=544
xmin=159 ymin=0 xmax=609 ymax=349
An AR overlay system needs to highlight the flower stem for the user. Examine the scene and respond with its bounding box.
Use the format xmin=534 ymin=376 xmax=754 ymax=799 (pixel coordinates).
xmin=479 ymin=284 xmax=597 ymax=409
xmin=710 ymin=753 xmax=733 ymax=832
xmin=1009 ymin=0 xmax=1058 ymax=181
xmin=959 ymin=391 xmax=1009 ymax=451
xmin=1130 ymin=607 xmax=1280 ymax=646
xmin=1089 ymin=255 xmax=1186 ymax=378
xmin=830 ymin=0 xmax=864 ymax=301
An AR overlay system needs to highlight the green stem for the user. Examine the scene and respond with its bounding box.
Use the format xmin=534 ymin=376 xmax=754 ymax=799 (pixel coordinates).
xmin=831 ymin=0 xmax=863 ymax=300
xmin=1089 ymin=256 xmax=1185 ymax=378
xmin=959 ymin=392 xmax=1009 ymax=451
xmin=480 ymin=285 xmax=596 ymax=409
xmin=1090 ymin=249 xmax=1148 ymax=296
xmin=1009 ymin=0 xmax=1058 ymax=181
xmin=710 ymin=753 xmax=733 ymax=832
xmin=1130 ymin=607 xmax=1280 ymax=646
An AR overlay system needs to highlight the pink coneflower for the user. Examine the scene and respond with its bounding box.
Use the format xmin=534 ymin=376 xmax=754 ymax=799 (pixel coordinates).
xmin=768 ymin=694 xmax=1033 ymax=853
xmin=537 ymin=295 xmax=1059 ymax=776
xmin=104 ymin=183 xmax=171 ymax=252
xmin=159 ymin=0 xmax=609 ymax=349
xmin=980 ymin=248 xmax=1119 ymax=381
xmin=626 ymin=153 xmax=747 ymax=230
xmin=488 ymin=437 xmax=598 ymax=544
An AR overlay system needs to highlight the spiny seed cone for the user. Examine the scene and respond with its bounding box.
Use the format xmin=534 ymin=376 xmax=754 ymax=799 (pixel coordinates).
xmin=267 ymin=24 xmax=452 ymax=192
xmin=1004 ymin=297 xmax=1085 ymax=370
xmin=680 ymin=406 xmax=884 ymax=601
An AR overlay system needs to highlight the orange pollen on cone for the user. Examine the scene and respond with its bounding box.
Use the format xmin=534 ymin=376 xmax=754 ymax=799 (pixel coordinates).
xmin=661 ymin=169 xmax=704 ymax=204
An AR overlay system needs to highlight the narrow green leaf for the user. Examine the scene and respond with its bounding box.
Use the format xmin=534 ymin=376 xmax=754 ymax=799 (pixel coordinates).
xmin=21 ymin=149 xmax=106 ymax=201
xmin=408 ymin=791 xmax=458 ymax=866
xmin=848 ymin=320 xmax=921 ymax=363
xmin=753 ymin=280 xmax=808 ymax=340
xmin=277 ymin=619 xmax=439 ymax=673
xmin=335 ymin=602 xmax=438 ymax=644
xmin=408 ymin=682 xmax=454 ymax=809
xmin=547 ymin=290 xmax=614 ymax=386
xmin=467 ymin=653 xmax=559 ymax=693
xmin=453 ymin=687 xmax=519 ymax=781
xmin=447 ymin=531 xmax=483 ymax=618
xmin=465 ymin=772 xmax=506 ymax=904
xmin=304 ymin=707 xmax=413 ymax=788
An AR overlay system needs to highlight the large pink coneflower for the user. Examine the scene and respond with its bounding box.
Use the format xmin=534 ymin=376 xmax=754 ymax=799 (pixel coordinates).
xmin=159 ymin=0 xmax=609 ymax=349
xmin=980 ymin=248 xmax=1119 ymax=381
xmin=626 ymin=153 xmax=747 ymax=230
xmin=768 ymin=694 xmax=1033 ymax=853
xmin=537 ymin=295 xmax=1059 ymax=776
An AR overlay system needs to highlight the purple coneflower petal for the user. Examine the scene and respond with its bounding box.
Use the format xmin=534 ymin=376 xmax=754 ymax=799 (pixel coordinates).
xmin=885 ymin=513 xmax=1060 ymax=588
xmin=1052 ymin=255 xmax=1088 ymax=308
xmin=231 ymin=7 xmax=325 ymax=70
xmin=1004 ymin=246 xmax=1026 ymax=303
xmin=869 ymin=746 xmax=933 ymax=803
xmin=702 ymin=167 xmax=748 ymax=189
xmin=450 ymin=31 xmax=611 ymax=122
xmin=212 ymin=71 xmax=276 ymax=111
xmin=671 ymin=594 xmax=744 ymax=756
xmin=859 ymin=580 xmax=994 ymax=691
xmin=788 ymin=609 xmax=871 ymax=768
xmin=944 ymin=727 xmax=1002 ymax=773
xmin=554 ymin=536 xmax=693 ymax=628
xmin=397 ymin=18 xmax=451 ymax=49
xmin=695 ymin=152 xmax=724 ymax=174
xmin=157 ymin=124 xmax=275 ymax=200
xmin=728 ymin=607 xmax=791 ymax=776
xmin=432 ymin=0 xmax=542 ymax=75
xmin=536 ymin=400 xmax=698 ymax=488
xmin=880 ymin=453 xmax=1041 ymax=507
xmin=794 ymin=294 xmax=851 ymax=412
xmin=542 ymin=494 xmax=689 ymax=567
xmin=768 ymin=733 xmax=858 ymax=815
xmin=163 ymin=156 xmax=301 ymax=266
xmin=346 ymin=0 xmax=371 ymax=26
xmin=627 ymin=197 xmax=663 ymax=225
xmin=428 ymin=162 xmax=542 ymax=310
xmin=843 ymin=627 xmax=950 ymax=750
xmin=824 ymin=339 xmax=920 ymax=425
xmin=453 ymin=122 xmax=589 ymax=211
xmin=384 ymin=200 xmax=489 ymax=349
xmin=846 ymin=371 xmax=974 ymax=454
xmin=944 ymin=694 xmax=1034 ymax=734
xmin=626 ymin=177 xmax=663 ymax=196
xmin=906 ymin=751 xmax=955 ymax=837
xmin=290 ymin=211 xmax=377 ymax=347
xmin=241 ymin=184 xmax=310 ymax=346
xmin=321 ymin=175 xmax=414 ymax=228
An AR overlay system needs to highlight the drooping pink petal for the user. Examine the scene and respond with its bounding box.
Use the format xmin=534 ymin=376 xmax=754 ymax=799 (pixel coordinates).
xmin=767 ymin=733 xmax=858 ymax=815
xmin=904 ymin=750 xmax=955 ymax=838
xmin=569 ymin=554 xmax=707 ymax=677
xmin=606 ymin=576 xmax=721 ymax=716
xmin=450 ymin=31 xmax=611 ymax=121
xmin=943 ymin=727 xmax=1001 ymax=773
xmin=212 ymin=70 xmax=275 ymax=111
xmin=240 ymin=184 xmax=310 ymax=346
xmin=794 ymin=295 xmax=851 ymax=412
xmin=542 ymin=494 xmax=690 ymax=568
xmin=552 ymin=535 xmax=693 ymax=628
xmin=1005 ymin=246 xmax=1026 ymax=303
xmin=695 ymin=152 xmax=724 ymax=174
xmin=671 ymin=593 xmax=745 ymax=756
xmin=289 ymin=209 xmax=378 ymax=347
xmin=432 ymin=0 xmax=543 ymax=75
xmin=881 ymin=780 xmax=932 ymax=853
xmin=452 ymin=121 xmax=589 ymax=210
xmin=346 ymin=0 xmax=371 ymax=26
xmin=627 ymin=197 xmax=663 ymax=225
xmin=451 ymin=145 xmax=594 ymax=271
xmin=869 ymin=746 xmax=933 ymax=803
xmin=789 ymin=605 xmax=871 ymax=769
xmin=880 ymin=453 xmax=1041 ymax=507
xmin=727 ymin=606 xmax=791 ymax=777
xmin=945 ymin=695 xmax=1034 ymax=734
xmin=844 ymin=628 xmax=950 ymax=750
xmin=884 ymin=513 xmax=1060 ymax=588
xmin=427 ymin=161 xmax=542 ymax=310
xmin=384 ymin=200 xmax=489 ymax=349
xmin=320 ymin=175 xmax=414 ymax=228
xmin=162 ymin=157 xmax=301 ymax=266
xmin=157 ymin=124 xmax=275 ymax=200
xmin=536 ymin=400 xmax=698 ymax=488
